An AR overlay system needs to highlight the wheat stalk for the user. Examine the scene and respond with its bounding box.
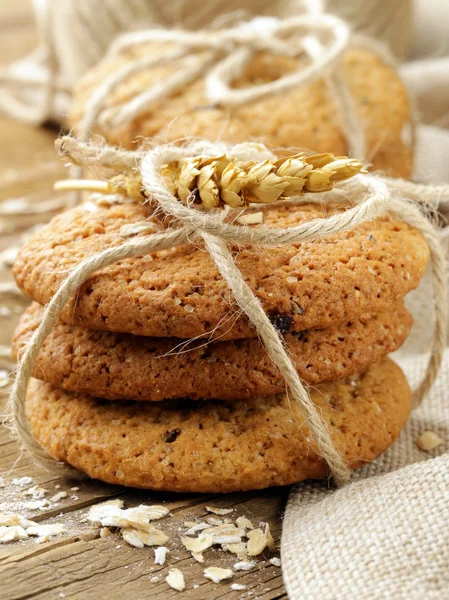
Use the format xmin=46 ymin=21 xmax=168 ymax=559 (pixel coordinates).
xmin=54 ymin=152 xmax=364 ymax=208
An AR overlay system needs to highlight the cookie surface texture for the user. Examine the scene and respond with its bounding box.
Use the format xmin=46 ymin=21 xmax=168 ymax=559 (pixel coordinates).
xmin=13 ymin=202 xmax=429 ymax=340
xmin=70 ymin=48 xmax=412 ymax=177
xmin=14 ymin=302 xmax=412 ymax=401
xmin=25 ymin=358 xmax=411 ymax=492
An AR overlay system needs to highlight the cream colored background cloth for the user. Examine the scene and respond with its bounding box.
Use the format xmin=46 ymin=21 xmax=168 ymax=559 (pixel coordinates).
xmin=282 ymin=2 xmax=449 ymax=597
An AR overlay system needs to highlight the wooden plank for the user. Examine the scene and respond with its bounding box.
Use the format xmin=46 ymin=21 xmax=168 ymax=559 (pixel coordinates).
xmin=0 ymin=490 xmax=286 ymax=600
xmin=0 ymin=2 xmax=288 ymax=598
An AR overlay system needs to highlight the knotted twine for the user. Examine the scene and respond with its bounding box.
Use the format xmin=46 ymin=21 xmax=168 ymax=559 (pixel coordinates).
xmin=0 ymin=9 xmax=411 ymax=222
xmin=7 ymin=137 xmax=449 ymax=486
xmin=78 ymin=11 xmax=396 ymax=162
xmin=0 ymin=0 xmax=411 ymax=126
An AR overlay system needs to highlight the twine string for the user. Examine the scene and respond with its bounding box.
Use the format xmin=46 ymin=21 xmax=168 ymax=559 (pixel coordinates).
xmin=201 ymin=232 xmax=350 ymax=484
xmin=8 ymin=139 xmax=448 ymax=484
xmin=83 ymin=14 xmax=352 ymax=132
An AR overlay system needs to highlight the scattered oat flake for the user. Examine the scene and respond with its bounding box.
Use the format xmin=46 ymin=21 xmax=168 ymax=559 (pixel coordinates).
xmin=27 ymin=524 xmax=65 ymax=538
xmin=222 ymin=542 xmax=248 ymax=559
xmin=206 ymin=506 xmax=234 ymax=516
xmin=231 ymin=583 xmax=247 ymax=591
xmin=204 ymin=566 xmax=233 ymax=583
xmin=236 ymin=516 xmax=254 ymax=530
xmin=23 ymin=485 xmax=47 ymax=499
xmin=184 ymin=521 xmax=197 ymax=528
xmin=417 ymin=431 xmax=443 ymax=451
xmin=210 ymin=524 xmax=244 ymax=537
xmin=166 ymin=568 xmax=185 ymax=592
xmin=122 ymin=529 xmax=145 ymax=549
xmin=191 ymin=551 xmax=205 ymax=563
xmin=234 ymin=561 xmax=256 ymax=571
xmin=122 ymin=527 xmax=168 ymax=547
xmin=247 ymin=529 xmax=267 ymax=556
xmin=87 ymin=502 xmax=169 ymax=531
xmin=71 ymin=487 xmax=79 ymax=492
xmin=206 ymin=516 xmax=223 ymax=526
xmin=0 ymin=525 xmax=28 ymax=542
xmin=12 ymin=476 xmax=33 ymax=487
xmin=154 ymin=546 xmax=169 ymax=565
xmin=270 ymin=557 xmax=281 ymax=567
xmin=25 ymin=499 xmax=49 ymax=510
xmin=119 ymin=221 xmax=160 ymax=237
xmin=181 ymin=532 xmax=213 ymax=553
xmin=184 ymin=522 xmax=210 ymax=535
xmin=236 ymin=212 xmax=264 ymax=225
xmin=51 ymin=491 xmax=68 ymax=502
xmin=0 ymin=307 xmax=11 ymax=318
xmin=0 ymin=513 xmax=36 ymax=528
xmin=213 ymin=534 xmax=243 ymax=545
xmin=0 ymin=246 xmax=19 ymax=267
xmin=100 ymin=527 xmax=112 ymax=538
xmin=150 ymin=576 xmax=159 ymax=583
xmin=264 ymin=523 xmax=276 ymax=551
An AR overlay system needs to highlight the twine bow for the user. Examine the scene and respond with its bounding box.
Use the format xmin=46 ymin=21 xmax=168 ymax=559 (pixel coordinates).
xmin=78 ymin=11 xmax=399 ymax=162
xmin=8 ymin=136 xmax=449 ymax=486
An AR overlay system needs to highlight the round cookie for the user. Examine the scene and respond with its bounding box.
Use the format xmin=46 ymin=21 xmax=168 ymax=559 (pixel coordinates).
xmin=25 ymin=358 xmax=411 ymax=492
xmin=70 ymin=47 xmax=412 ymax=177
xmin=14 ymin=302 xmax=412 ymax=401
xmin=13 ymin=200 xmax=429 ymax=340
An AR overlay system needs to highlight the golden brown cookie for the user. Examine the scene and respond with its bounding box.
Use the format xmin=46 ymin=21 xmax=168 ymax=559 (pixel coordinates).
xmin=14 ymin=302 xmax=412 ymax=401
xmin=70 ymin=47 xmax=412 ymax=177
xmin=13 ymin=201 xmax=429 ymax=340
xmin=25 ymin=358 xmax=411 ymax=492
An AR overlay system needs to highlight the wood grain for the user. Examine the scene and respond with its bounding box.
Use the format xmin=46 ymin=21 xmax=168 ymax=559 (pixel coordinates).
xmin=0 ymin=2 xmax=288 ymax=598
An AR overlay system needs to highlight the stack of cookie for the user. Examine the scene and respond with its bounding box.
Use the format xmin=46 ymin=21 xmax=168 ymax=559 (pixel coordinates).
xmin=11 ymin=191 xmax=428 ymax=492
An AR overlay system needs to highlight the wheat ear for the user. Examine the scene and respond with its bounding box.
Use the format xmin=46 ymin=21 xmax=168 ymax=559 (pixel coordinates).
xmin=55 ymin=152 xmax=364 ymax=208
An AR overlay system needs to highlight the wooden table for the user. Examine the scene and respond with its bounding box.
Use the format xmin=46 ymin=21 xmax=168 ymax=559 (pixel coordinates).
xmin=0 ymin=3 xmax=288 ymax=598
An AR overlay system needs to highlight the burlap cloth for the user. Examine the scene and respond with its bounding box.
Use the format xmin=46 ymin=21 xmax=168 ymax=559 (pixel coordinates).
xmin=281 ymin=2 xmax=449 ymax=596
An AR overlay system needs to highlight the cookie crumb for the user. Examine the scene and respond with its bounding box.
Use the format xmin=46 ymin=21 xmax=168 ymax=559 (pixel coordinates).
xmin=269 ymin=557 xmax=281 ymax=567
